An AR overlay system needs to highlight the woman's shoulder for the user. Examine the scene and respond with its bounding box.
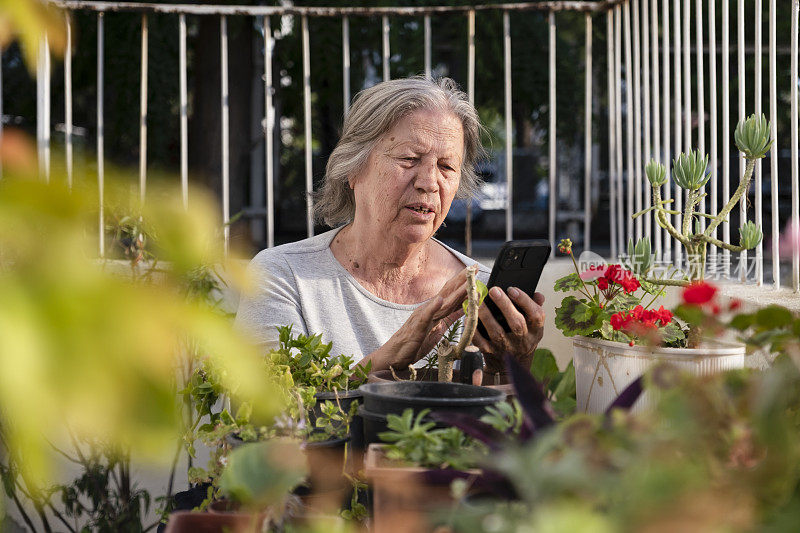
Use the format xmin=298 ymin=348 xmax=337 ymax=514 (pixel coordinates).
xmin=248 ymin=229 xmax=340 ymax=273
xmin=433 ymin=239 xmax=491 ymax=278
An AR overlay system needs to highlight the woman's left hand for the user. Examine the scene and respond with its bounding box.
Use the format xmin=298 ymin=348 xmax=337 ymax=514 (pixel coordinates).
xmin=472 ymin=287 xmax=545 ymax=372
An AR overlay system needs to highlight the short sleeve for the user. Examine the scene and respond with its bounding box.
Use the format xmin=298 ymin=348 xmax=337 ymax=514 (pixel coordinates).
xmin=234 ymin=249 xmax=308 ymax=353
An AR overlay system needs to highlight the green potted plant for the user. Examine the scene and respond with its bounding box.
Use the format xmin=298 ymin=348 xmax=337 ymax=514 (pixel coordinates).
xmin=554 ymin=114 xmax=771 ymax=413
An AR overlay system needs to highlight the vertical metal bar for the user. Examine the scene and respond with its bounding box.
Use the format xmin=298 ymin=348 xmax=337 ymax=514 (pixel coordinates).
xmin=37 ymin=32 xmax=51 ymax=183
xmin=674 ymin=0 xmax=683 ymax=267
xmin=770 ymin=0 xmax=779 ymax=288
xmin=738 ymin=0 xmax=746 ymax=281
xmin=504 ymin=11 xmax=513 ymax=242
xmin=584 ymin=13 xmax=593 ymax=250
xmin=608 ymin=10 xmax=618 ymax=259
xmin=424 ymin=15 xmax=431 ymax=78
xmin=0 ymin=45 xmax=2 ymax=179
xmin=709 ymin=0 xmax=718 ymax=264
xmin=642 ymin=0 xmax=651 ymax=240
xmin=633 ymin=0 xmax=643 ymax=242
xmin=382 ymin=16 xmax=390 ymax=82
xmin=792 ymin=0 xmax=799 ymax=291
xmin=221 ymin=15 xmax=230 ymax=254
xmin=342 ymin=17 xmax=350 ymax=116
xmin=615 ymin=5 xmax=624 ymax=254
xmin=683 ymin=0 xmax=691 ymax=151
xmin=65 ymin=13 xmax=72 ymax=189
xmin=265 ymin=16 xmax=275 ymax=248
xmin=466 ymin=10 xmax=475 ymax=256
xmin=549 ymin=11 xmax=557 ymax=246
xmin=624 ymin=1 xmax=633 ymax=243
xmin=651 ymin=0 xmax=662 ymax=258
xmin=179 ymin=14 xmax=188 ymax=209
xmin=722 ymin=0 xmax=731 ymax=277
xmin=755 ymin=0 xmax=764 ymax=285
xmin=696 ymin=0 xmax=705 ymax=231
xmin=97 ymin=13 xmax=105 ymax=257
xmin=139 ymin=14 xmax=148 ymax=204
xmin=303 ymin=15 xmax=313 ymax=238
xmin=663 ymin=0 xmax=672 ymax=262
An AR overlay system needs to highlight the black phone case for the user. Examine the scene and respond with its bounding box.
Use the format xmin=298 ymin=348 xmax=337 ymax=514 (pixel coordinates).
xmin=477 ymin=240 xmax=551 ymax=336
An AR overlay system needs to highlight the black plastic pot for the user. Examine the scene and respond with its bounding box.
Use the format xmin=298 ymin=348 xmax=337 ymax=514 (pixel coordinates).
xmin=311 ymin=389 xmax=362 ymax=422
xmin=359 ymin=381 xmax=505 ymax=417
xmin=309 ymin=389 xmax=364 ymax=452
xmin=357 ymin=381 xmax=506 ymax=446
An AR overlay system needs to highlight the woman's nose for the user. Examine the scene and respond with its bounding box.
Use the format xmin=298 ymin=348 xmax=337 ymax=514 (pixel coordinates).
xmin=414 ymin=160 xmax=439 ymax=192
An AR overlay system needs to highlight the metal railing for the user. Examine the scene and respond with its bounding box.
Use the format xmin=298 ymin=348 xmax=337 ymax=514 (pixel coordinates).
xmin=14 ymin=0 xmax=800 ymax=292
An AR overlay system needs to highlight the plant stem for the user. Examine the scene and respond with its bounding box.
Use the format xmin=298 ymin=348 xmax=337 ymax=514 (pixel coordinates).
xmin=704 ymin=158 xmax=756 ymax=237
xmin=695 ymin=233 xmax=746 ymax=253
xmin=439 ymin=265 xmax=479 ymax=382
xmin=643 ymin=277 xmax=690 ymax=287
xmin=568 ymin=252 xmax=597 ymax=303
xmin=653 ymin=187 xmax=692 ymax=247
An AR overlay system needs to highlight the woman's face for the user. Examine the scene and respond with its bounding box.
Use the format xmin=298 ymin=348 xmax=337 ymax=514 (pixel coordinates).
xmin=350 ymin=108 xmax=464 ymax=245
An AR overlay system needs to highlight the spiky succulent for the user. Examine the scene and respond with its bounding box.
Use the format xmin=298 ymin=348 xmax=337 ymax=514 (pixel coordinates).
xmin=734 ymin=113 xmax=772 ymax=160
xmin=626 ymin=237 xmax=652 ymax=277
xmin=672 ymin=151 xmax=710 ymax=191
xmin=739 ymin=221 xmax=763 ymax=249
xmin=645 ymin=160 xmax=667 ymax=187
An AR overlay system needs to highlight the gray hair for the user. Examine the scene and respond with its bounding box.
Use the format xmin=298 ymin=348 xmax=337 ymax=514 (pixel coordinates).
xmin=313 ymin=76 xmax=485 ymax=227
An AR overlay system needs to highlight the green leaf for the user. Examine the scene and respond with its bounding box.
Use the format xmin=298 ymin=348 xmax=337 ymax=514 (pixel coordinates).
xmin=660 ymin=322 xmax=686 ymax=344
xmin=755 ymin=306 xmax=794 ymax=328
xmin=555 ymin=296 xmax=604 ymax=336
xmin=552 ymin=360 xmax=576 ymax=402
xmin=554 ymin=273 xmax=584 ymax=292
xmin=600 ymin=321 xmax=630 ymax=343
xmin=674 ymin=304 xmax=706 ymax=326
xmin=531 ymin=349 xmax=559 ymax=386
xmin=608 ymin=292 xmax=639 ymax=311
xmin=220 ymin=441 xmax=307 ymax=507
xmin=729 ymin=313 xmax=756 ymax=331
xmin=463 ymin=279 xmax=489 ymax=314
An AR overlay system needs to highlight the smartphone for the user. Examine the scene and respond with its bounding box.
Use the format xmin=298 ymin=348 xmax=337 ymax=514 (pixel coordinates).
xmin=477 ymin=240 xmax=551 ymax=336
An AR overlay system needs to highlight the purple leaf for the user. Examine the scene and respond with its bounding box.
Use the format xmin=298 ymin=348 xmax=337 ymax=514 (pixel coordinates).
xmin=429 ymin=411 xmax=505 ymax=451
xmin=505 ymin=354 xmax=555 ymax=431
xmin=421 ymin=469 xmax=517 ymax=500
xmin=604 ymin=376 xmax=644 ymax=415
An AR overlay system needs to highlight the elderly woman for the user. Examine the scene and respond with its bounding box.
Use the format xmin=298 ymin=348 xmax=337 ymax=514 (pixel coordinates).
xmin=235 ymin=77 xmax=545 ymax=374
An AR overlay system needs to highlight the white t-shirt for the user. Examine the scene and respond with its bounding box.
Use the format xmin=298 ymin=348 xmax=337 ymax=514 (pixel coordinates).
xmin=234 ymin=227 xmax=490 ymax=362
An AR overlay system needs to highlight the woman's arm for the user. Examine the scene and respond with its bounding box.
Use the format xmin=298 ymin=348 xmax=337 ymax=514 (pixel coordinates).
xmin=356 ymin=267 xmax=471 ymax=372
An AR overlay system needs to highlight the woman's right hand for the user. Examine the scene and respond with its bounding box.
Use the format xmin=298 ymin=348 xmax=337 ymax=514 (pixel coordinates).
xmin=360 ymin=268 xmax=470 ymax=372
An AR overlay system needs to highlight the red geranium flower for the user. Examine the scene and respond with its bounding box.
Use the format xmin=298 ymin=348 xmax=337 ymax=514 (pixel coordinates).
xmin=610 ymin=312 xmax=628 ymax=331
xmin=597 ymin=277 xmax=609 ymax=290
xmin=682 ymin=281 xmax=718 ymax=305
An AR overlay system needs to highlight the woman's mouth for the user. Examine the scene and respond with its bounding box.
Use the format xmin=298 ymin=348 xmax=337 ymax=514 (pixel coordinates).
xmin=405 ymin=204 xmax=436 ymax=218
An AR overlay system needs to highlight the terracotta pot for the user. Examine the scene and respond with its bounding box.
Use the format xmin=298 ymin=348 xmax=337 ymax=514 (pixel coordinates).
xmin=163 ymin=510 xmax=263 ymax=533
xmin=302 ymin=436 xmax=352 ymax=497
xmin=364 ymin=444 xmax=480 ymax=533
xmin=574 ymin=336 xmax=745 ymax=414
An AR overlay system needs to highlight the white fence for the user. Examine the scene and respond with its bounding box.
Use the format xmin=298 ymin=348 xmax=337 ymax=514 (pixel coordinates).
xmin=15 ymin=0 xmax=800 ymax=291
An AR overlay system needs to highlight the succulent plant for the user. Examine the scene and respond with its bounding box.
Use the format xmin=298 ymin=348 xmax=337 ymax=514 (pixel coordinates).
xmin=626 ymin=237 xmax=653 ymax=277
xmin=645 ymin=160 xmax=668 ymax=187
xmin=633 ymin=113 xmax=771 ymax=285
xmin=739 ymin=221 xmax=763 ymax=249
xmin=672 ymin=151 xmax=710 ymax=191
xmin=734 ymin=113 xmax=773 ymax=160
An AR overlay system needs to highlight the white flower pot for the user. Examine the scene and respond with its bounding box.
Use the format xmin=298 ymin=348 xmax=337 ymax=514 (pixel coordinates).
xmin=573 ymin=336 xmax=745 ymax=414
